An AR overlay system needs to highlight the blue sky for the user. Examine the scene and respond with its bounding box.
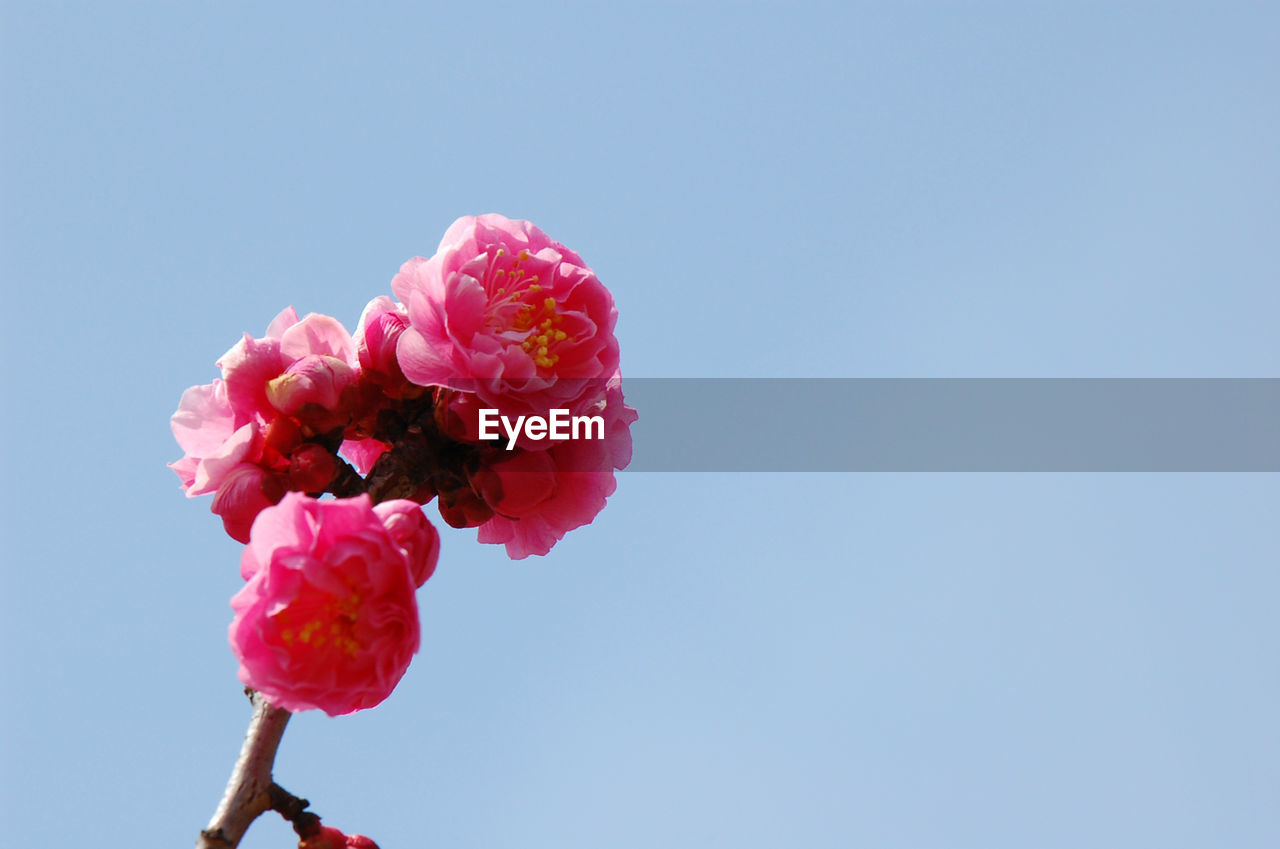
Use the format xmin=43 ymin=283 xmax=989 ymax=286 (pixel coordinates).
xmin=2 ymin=3 xmax=1277 ymax=847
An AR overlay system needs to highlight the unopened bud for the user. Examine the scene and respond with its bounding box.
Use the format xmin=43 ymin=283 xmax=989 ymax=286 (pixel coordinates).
xmin=266 ymin=355 xmax=356 ymax=415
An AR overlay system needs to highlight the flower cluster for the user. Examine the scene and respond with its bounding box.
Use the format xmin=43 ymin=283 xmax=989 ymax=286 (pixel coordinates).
xmin=170 ymin=213 xmax=634 ymax=716
xmin=169 ymin=307 xmax=366 ymax=542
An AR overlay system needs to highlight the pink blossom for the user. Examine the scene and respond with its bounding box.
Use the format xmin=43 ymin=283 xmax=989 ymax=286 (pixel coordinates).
xmin=169 ymin=379 xmax=254 ymax=496
xmin=339 ymin=437 xmax=391 ymax=476
xmin=265 ymin=355 xmax=357 ymax=417
xmin=373 ymin=500 xmax=440 ymax=587
xmin=218 ymin=308 xmax=358 ymax=430
xmin=170 ymin=308 xmax=365 ymax=542
xmin=335 ymin=297 xmax=413 ymax=474
xmin=211 ymin=463 xmax=285 ymax=543
xmin=286 ymin=442 xmax=341 ymax=493
xmin=216 ymin=307 xmax=297 ymax=427
xmin=472 ymin=376 xmax=636 ymax=558
xmin=299 ymin=827 xmax=380 ymax=849
xmin=230 ymin=493 xmax=420 ymax=716
xmin=392 ymin=214 xmax=620 ymax=419
xmin=354 ymin=295 xmax=412 ymax=396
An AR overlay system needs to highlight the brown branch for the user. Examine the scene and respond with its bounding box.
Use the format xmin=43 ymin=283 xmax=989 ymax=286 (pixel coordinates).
xmin=196 ymin=691 xmax=292 ymax=849
xmin=326 ymin=456 xmax=369 ymax=498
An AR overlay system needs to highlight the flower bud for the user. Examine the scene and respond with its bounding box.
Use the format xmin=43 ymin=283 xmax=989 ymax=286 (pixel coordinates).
xmin=471 ymin=449 xmax=557 ymax=518
xmin=355 ymin=296 xmax=411 ymax=396
xmin=288 ymin=443 xmax=340 ymax=493
xmin=373 ymin=500 xmax=441 ymax=586
xmin=266 ymin=355 xmax=357 ymax=416
xmin=211 ymin=463 xmax=285 ymax=543
xmin=436 ymin=481 xmax=494 ymax=528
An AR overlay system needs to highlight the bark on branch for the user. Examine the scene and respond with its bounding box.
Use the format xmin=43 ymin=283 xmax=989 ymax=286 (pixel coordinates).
xmin=197 ymin=691 xmax=292 ymax=849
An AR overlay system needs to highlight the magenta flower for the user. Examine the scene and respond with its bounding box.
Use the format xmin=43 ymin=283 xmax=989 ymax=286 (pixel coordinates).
xmin=392 ymin=214 xmax=620 ymax=419
xmin=230 ymin=493 xmax=422 ymax=716
xmin=472 ymin=376 xmax=636 ymax=558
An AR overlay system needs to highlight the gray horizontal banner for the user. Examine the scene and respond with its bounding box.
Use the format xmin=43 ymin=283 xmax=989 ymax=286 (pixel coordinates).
xmin=621 ymin=379 xmax=1280 ymax=471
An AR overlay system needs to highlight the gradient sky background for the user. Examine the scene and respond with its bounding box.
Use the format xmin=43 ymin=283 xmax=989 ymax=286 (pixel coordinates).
xmin=2 ymin=3 xmax=1277 ymax=847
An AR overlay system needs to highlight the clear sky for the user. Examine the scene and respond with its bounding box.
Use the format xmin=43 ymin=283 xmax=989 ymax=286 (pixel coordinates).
xmin=2 ymin=2 xmax=1277 ymax=847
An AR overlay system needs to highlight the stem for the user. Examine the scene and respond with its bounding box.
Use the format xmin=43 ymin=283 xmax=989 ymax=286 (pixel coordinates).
xmin=197 ymin=691 xmax=292 ymax=849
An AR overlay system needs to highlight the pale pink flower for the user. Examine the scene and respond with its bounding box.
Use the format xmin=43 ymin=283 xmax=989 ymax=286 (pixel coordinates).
xmin=230 ymin=493 xmax=420 ymax=716
xmin=169 ymin=379 xmax=289 ymax=542
xmin=472 ymin=376 xmax=636 ymax=558
xmin=169 ymin=379 xmax=255 ymax=496
xmin=393 ymin=214 xmax=620 ymax=419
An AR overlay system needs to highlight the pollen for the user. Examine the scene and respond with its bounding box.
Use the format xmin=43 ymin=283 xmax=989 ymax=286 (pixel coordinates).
xmin=274 ymin=591 xmax=363 ymax=657
xmin=298 ymin=620 xmax=322 ymax=645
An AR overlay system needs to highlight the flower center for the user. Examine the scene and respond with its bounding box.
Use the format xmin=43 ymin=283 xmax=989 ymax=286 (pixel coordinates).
xmin=481 ymin=248 xmax=569 ymax=369
xmin=278 ymin=592 xmax=362 ymax=657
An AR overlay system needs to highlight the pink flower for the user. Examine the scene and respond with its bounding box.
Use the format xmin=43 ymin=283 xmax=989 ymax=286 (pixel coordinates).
xmin=170 ymin=380 xmax=289 ymax=542
xmin=266 ymin=355 xmax=357 ymax=417
xmin=170 ymin=308 xmax=365 ymax=542
xmin=338 ymin=436 xmax=390 ymax=476
xmin=230 ymin=493 xmax=421 ymax=716
xmin=286 ymin=443 xmax=341 ymax=493
xmin=299 ymin=826 xmax=380 ymax=849
xmin=338 ymin=296 xmax=415 ymax=474
xmin=393 ymin=214 xmax=620 ymax=419
xmin=472 ymin=376 xmax=636 ymax=558
xmin=219 ymin=307 xmax=358 ymax=431
xmin=353 ymin=295 xmax=413 ymax=396
xmin=169 ymin=379 xmax=253 ymax=497
xmin=211 ymin=463 xmax=285 ymax=544
xmin=373 ymin=499 xmax=441 ymax=587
